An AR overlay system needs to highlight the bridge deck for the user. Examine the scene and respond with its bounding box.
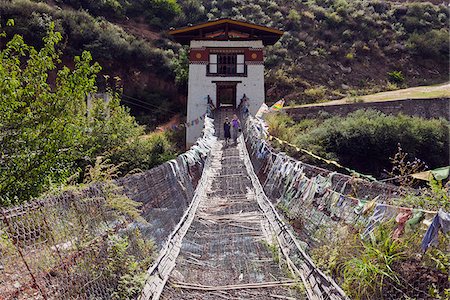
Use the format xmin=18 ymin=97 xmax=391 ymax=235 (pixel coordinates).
xmin=160 ymin=110 xmax=305 ymax=299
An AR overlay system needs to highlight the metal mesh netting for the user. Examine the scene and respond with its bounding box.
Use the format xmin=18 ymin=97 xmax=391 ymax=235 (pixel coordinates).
xmin=0 ymin=188 xmax=126 ymax=299
xmin=241 ymin=112 xmax=447 ymax=255
xmin=0 ymin=118 xmax=215 ymax=299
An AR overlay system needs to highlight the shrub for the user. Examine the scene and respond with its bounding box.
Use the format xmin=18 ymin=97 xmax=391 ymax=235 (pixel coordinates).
xmin=387 ymin=70 xmax=405 ymax=83
xmin=288 ymin=9 xmax=301 ymax=23
xmin=302 ymin=10 xmax=315 ymax=20
xmin=342 ymin=223 xmax=407 ymax=299
xmin=0 ymin=1 xmax=173 ymax=75
xmin=107 ymin=131 xmax=177 ymax=174
xmin=403 ymin=2 xmax=440 ymax=32
xmin=297 ymin=110 xmax=449 ymax=176
xmin=407 ymin=29 xmax=449 ymax=58
xmin=0 ymin=23 xmax=176 ymax=205
xmin=0 ymin=24 xmax=100 ymax=205
xmin=386 ymin=82 xmax=399 ymax=91
xmin=304 ymin=86 xmax=327 ymax=102
xmin=268 ymin=110 xmax=449 ymax=177
xmin=172 ymin=47 xmax=189 ymax=89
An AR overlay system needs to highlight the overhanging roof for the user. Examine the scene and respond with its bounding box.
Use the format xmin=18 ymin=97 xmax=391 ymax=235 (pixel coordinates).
xmin=168 ymin=19 xmax=284 ymax=46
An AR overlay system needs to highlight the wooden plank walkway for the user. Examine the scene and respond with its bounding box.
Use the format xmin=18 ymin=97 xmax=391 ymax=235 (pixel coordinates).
xmin=160 ymin=109 xmax=304 ymax=299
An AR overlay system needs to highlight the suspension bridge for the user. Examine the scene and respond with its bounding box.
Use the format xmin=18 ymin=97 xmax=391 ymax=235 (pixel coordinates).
xmin=0 ymin=108 xmax=418 ymax=300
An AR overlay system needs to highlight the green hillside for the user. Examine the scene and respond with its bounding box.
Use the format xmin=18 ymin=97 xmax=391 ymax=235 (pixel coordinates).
xmin=1 ymin=0 xmax=448 ymax=116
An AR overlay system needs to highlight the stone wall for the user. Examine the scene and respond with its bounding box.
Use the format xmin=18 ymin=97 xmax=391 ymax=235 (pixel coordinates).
xmin=285 ymin=98 xmax=450 ymax=120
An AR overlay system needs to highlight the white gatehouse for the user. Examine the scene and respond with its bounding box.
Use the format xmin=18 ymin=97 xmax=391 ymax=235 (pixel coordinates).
xmin=169 ymin=19 xmax=283 ymax=147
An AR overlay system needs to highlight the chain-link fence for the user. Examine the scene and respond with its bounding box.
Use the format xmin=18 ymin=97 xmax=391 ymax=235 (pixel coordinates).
xmin=0 ymin=117 xmax=215 ymax=300
xmin=241 ymin=112 xmax=449 ymax=298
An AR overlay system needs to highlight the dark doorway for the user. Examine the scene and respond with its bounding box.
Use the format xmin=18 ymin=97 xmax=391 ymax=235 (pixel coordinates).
xmin=216 ymin=83 xmax=237 ymax=108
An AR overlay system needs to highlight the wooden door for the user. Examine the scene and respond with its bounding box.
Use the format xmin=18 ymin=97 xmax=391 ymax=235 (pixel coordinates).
xmin=217 ymin=84 xmax=236 ymax=108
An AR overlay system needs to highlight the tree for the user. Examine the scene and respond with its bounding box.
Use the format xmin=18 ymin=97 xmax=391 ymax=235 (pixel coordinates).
xmin=0 ymin=22 xmax=144 ymax=205
xmin=0 ymin=23 xmax=99 ymax=204
xmin=172 ymin=47 xmax=189 ymax=90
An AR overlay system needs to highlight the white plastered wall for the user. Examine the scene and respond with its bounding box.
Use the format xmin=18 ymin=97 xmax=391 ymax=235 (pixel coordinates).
xmin=186 ymin=40 xmax=266 ymax=147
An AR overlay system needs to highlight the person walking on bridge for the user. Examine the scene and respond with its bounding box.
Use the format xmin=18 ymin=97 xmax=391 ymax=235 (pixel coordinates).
xmin=231 ymin=114 xmax=241 ymax=144
xmin=224 ymin=117 xmax=231 ymax=145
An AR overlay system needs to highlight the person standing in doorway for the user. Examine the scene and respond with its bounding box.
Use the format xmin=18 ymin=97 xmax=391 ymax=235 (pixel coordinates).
xmin=231 ymin=114 xmax=241 ymax=144
xmin=224 ymin=117 xmax=231 ymax=145
xmin=206 ymin=95 xmax=216 ymax=118
xmin=240 ymin=94 xmax=250 ymax=116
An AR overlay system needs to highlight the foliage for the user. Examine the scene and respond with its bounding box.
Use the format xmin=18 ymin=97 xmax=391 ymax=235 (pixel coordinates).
xmin=106 ymin=231 xmax=155 ymax=299
xmin=86 ymin=93 xmax=144 ymax=156
xmin=266 ymin=110 xmax=449 ymax=177
xmin=0 ymin=1 xmax=173 ymax=74
xmin=177 ymin=0 xmax=207 ymax=24
xmin=265 ymin=112 xmax=318 ymax=142
xmin=407 ymin=29 xmax=449 ymax=58
xmin=84 ymin=157 xmax=147 ymax=224
xmin=261 ymin=238 xmax=281 ymax=264
xmin=54 ymin=0 xmax=182 ymax=28
xmin=385 ymin=144 xmax=427 ymax=188
xmin=172 ymin=47 xmax=189 ymax=89
xmin=107 ymin=131 xmax=177 ymax=175
xmin=387 ymin=70 xmax=405 ymax=84
xmin=195 ymin=0 xmax=448 ymax=101
xmin=4 ymin=0 xmax=448 ymax=108
xmin=1 ymin=0 xmax=178 ymax=127
xmin=303 ymin=86 xmax=327 ymax=102
xmin=342 ymin=223 xmax=406 ymax=298
xmin=309 ymin=205 xmax=449 ymax=298
xmin=0 ymin=24 xmax=177 ymax=205
xmin=0 ymin=23 xmax=99 ymax=205
xmin=426 ymin=240 xmax=450 ymax=275
xmin=398 ymin=178 xmax=450 ymax=210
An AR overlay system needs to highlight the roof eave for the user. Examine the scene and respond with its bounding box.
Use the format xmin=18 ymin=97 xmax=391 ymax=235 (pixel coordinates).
xmin=168 ymin=18 xmax=284 ymax=37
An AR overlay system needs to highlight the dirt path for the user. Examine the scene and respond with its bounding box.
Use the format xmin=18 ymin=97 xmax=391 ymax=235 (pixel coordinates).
xmin=294 ymin=82 xmax=450 ymax=108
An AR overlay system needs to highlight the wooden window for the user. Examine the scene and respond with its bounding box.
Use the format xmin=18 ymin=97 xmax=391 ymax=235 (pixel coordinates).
xmin=209 ymin=54 xmax=218 ymax=73
xmin=208 ymin=53 xmax=246 ymax=76
xmin=236 ymin=54 xmax=245 ymax=74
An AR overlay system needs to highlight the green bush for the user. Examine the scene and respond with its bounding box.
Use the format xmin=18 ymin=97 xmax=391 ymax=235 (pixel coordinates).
xmin=268 ymin=110 xmax=449 ymax=177
xmin=407 ymin=29 xmax=449 ymax=58
xmin=309 ymin=110 xmax=447 ymax=175
xmin=304 ymin=86 xmax=327 ymax=102
xmin=172 ymin=47 xmax=189 ymax=89
xmin=402 ymin=2 xmax=441 ymax=32
xmin=387 ymin=70 xmax=405 ymax=84
xmin=0 ymin=1 xmax=173 ymax=74
xmin=108 ymin=131 xmax=177 ymax=174
xmin=55 ymin=0 xmax=182 ymax=28
xmin=342 ymin=223 xmax=406 ymax=299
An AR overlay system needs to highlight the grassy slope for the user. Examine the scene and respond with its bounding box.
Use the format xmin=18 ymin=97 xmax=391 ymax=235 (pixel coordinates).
xmin=2 ymin=0 xmax=448 ymax=118
xmin=198 ymin=0 xmax=449 ymax=104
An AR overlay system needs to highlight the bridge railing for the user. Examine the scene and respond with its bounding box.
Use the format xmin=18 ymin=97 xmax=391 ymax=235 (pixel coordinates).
xmin=240 ymin=111 xmax=429 ymax=246
xmin=0 ymin=116 xmax=216 ymax=299
xmin=239 ymin=109 xmax=446 ymax=298
xmin=238 ymin=111 xmax=348 ymax=300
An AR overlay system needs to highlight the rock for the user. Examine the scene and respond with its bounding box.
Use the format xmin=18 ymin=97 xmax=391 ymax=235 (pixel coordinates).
xmin=337 ymin=61 xmax=352 ymax=73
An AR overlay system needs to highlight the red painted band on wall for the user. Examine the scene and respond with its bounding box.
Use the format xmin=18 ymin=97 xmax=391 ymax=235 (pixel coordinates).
xmin=189 ymin=48 xmax=264 ymax=62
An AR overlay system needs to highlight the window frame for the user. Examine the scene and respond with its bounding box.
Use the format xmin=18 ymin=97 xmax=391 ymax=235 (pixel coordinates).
xmin=207 ymin=52 xmax=247 ymax=77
